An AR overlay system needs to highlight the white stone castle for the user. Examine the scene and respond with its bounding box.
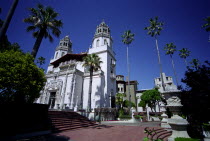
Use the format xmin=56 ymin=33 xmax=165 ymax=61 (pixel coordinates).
xmin=36 ymin=21 xmax=116 ymax=111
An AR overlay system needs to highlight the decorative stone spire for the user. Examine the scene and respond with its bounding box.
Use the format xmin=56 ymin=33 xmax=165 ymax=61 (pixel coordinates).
xmin=56 ymin=35 xmax=72 ymax=53
xmin=94 ymin=20 xmax=111 ymax=39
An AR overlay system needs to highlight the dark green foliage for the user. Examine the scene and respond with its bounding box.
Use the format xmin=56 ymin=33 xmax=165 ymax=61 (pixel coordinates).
xmin=0 ymin=35 xmax=21 ymax=52
xmin=123 ymin=99 xmax=135 ymax=108
xmin=133 ymin=115 xmax=142 ymax=119
xmin=115 ymin=93 xmax=126 ymax=109
xmin=24 ymin=4 xmax=63 ymax=58
xmin=0 ymin=50 xmax=46 ymax=104
xmin=138 ymin=89 xmax=162 ymax=112
xmin=121 ymin=30 xmax=134 ymax=45
xmin=83 ymin=54 xmax=102 ymax=112
xmin=175 ymin=137 xmax=200 ymax=141
xmin=144 ymin=16 xmax=163 ymax=38
xmin=119 ymin=115 xmax=131 ymax=119
xmin=202 ymin=16 xmax=210 ymax=32
xmin=36 ymin=56 xmax=45 ymax=68
xmin=181 ymin=61 xmax=210 ymax=138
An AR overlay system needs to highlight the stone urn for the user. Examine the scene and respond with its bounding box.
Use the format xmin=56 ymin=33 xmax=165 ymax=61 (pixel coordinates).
xmin=166 ymin=96 xmax=190 ymax=141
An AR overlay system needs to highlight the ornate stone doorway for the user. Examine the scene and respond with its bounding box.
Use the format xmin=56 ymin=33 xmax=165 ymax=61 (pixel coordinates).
xmin=49 ymin=92 xmax=56 ymax=109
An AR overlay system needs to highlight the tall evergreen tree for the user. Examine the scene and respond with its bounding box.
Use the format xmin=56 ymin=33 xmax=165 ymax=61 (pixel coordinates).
xmin=164 ymin=43 xmax=179 ymax=86
xmin=24 ymin=4 xmax=63 ymax=58
xmin=122 ymin=30 xmax=134 ymax=111
xmin=144 ymin=16 xmax=165 ymax=91
xmin=83 ymin=54 xmax=102 ymax=112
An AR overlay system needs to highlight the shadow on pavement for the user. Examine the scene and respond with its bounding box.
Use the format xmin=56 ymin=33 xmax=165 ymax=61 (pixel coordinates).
xmin=91 ymin=124 xmax=114 ymax=129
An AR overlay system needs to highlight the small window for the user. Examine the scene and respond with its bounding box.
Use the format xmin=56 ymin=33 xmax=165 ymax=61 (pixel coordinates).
xmin=166 ymin=77 xmax=168 ymax=81
xmin=96 ymin=39 xmax=100 ymax=47
xmin=60 ymin=43 xmax=62 ymax=46
xmin=55 ymin=52 xmax=58 ymax=59
xmin=61 ymin=52 xmax=65 ymax=57
xmin=159 ymin=78 xmax=161 ymax=81
xmin=104 ymin=39 xmax=108 ymax=45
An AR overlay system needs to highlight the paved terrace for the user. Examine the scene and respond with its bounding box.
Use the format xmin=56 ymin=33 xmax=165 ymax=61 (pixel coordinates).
xmin=26 ymin=122 xmax=160 ymax=141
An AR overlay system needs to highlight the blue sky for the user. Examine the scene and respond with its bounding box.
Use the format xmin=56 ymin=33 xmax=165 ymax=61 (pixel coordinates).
xmin=1 ymin=0 xmax=209 ymax=90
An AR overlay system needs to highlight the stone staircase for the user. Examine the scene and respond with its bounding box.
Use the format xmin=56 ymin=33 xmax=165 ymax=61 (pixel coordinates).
xmin=144 ymin=127 xmax=172 ymax=141
xmin=48 ymin=111 xmax=97 ymax=132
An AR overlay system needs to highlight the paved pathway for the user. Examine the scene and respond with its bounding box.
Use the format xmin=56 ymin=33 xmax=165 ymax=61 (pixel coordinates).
xmin=17 ymin=122 xmax=161 ymax=141
xmin=50 ymin=122 xmax=160 ymax=141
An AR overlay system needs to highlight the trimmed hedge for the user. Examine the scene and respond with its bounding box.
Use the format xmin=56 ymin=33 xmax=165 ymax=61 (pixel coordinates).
xmin=119 ymin=115 xmax=132 ymax=119
xmin=175 ymin=137 xmax=200 ymax=141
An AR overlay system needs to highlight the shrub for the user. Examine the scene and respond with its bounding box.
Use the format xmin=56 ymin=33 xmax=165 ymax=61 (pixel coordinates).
xmin=134 ymin=115 xmax=142 ymax=119
xmin=119 ymin=115 xmax=131 ymax=119
xmin=174 ymin=137 xmax=200 ymax=141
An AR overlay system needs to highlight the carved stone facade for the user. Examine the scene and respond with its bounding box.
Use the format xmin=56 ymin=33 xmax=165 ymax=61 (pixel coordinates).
xmin=36 ymin=21 xmax=116 ymax=111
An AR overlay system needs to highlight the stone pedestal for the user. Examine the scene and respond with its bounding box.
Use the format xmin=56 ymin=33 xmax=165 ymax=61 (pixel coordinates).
xmin=167 ymin=97 xmax=190 ymax=141
xmin=167 ymin=115 xmax=190 ymax=141
xmin=160 ymin=105 xmax=171 ymax=130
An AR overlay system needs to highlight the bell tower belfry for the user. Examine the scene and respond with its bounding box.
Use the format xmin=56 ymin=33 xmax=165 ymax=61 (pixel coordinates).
xmin=54 ymin=35 xmax=72 ymax=60
xmin=85 ymin=21 xmax=116 ymax=109
xmin=91 ymin=21 xmax=113 ymax=49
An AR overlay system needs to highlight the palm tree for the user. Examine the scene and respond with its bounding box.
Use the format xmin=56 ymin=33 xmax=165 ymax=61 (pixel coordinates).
xmin=144 ymin=16 xmax=165 ymax=91
xmin=0 ymin=0 xmax=19 ymax=42
xmin=179 ymin=48 xmax=190 ymax=66
xmin=122 ymin=30 xmax=134 ymax=111
xmin=83 ymin=54 xmax=102 ymax=112
xmin=24 ymin=4 xmax=63 ymax=58
xmin=36 ymin=56 xmax=45 ymax=68
xmin=202 ymin=16 xmax=210 ymax=42
xmin=190 ymin=59 xmax=200 ymax=70
xmin=202 ymin=17 xmax=210 ymax=32
xmin=164 ymin=43 xmax=179 ymax=86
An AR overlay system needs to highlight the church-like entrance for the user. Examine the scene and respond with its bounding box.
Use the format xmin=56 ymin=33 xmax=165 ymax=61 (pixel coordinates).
xmin=49 ymin=92 xmax=56 ymax=109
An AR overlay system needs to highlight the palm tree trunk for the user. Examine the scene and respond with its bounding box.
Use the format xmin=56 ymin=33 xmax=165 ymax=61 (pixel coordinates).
xmin=155 ymin=37 xmax=165 ymax=91
xmin=184 ymin=58 xmax=188 ymax=66
xmin=170 ymin=55 xmax=179 ymax=86
xmin=126 ymin=45 xmax=131 ymax=112
xmin=31 ymin=29 xmax=45 ymax=58
xmin=88 ymin=67 xmax=93 ymax=112
xmin=0 ymin=0 xmax=19 ymax=42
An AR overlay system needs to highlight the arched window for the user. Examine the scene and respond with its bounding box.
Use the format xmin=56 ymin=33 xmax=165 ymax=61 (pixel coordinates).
xmin=55 ymin=52 xmax=58 ymax=59
xmin=61 ymin=52 xmax=65 ymax=57
xmin=104 ymin=39 xmax=108 ymax=45
xmin=96 ymin=39 xmax=100 ymax=47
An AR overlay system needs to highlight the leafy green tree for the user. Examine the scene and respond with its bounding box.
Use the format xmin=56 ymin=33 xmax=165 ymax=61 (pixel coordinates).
xmin=164 ymin=43 xmax=179 ymax=86
xmin=115 ymin=93 xmax=126 ymax=109
xmin=202 ymin=16 xmax=210 ymax=32
xmin=179 ymin=48 xmax=190 ymax=66
xmin=123 ymin=99 xmax=136 ymax=108
xmin=83 ymin=54 xmax=102 ymax=112
xmin=138 ymin=89 xmax=162 ymax=113
xmin=122 ymin=30 xmax=134 ymax=111
xmin=144 ymin=16 xmax=165 ymax=91
xmin=189 ymin=59 xmax=200 ymax=70
xmin=0 ymin=50 xmax=46 ymax=104
xmin=24 ymin=4 xmax=63 ymax=58
xmin=181 ymin=61 xmax=210 ymax=138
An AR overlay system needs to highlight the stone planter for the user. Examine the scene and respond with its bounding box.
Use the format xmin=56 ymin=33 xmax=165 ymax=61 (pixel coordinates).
xmin=166 ymin=96 xmax=190 ymax=141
